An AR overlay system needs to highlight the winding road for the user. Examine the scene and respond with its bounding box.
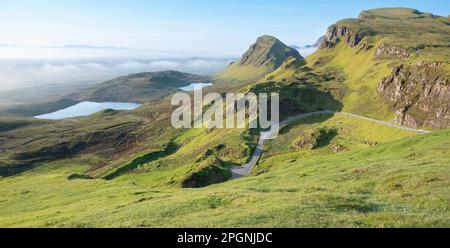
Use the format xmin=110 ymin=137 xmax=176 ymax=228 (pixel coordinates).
xmin=230 ymin=110 xmax=430 ymax=179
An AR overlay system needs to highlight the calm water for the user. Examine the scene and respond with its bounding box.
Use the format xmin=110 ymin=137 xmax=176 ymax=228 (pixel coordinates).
xmin=180 ymin=83 xmax=213 ymax=92
xmin=34 ymin=101 xmax=141 ymax=120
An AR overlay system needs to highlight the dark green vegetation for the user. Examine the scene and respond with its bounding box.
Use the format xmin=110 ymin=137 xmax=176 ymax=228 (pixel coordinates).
xmin=181 ymin=156 xmax=232 ymax=188
xmin=103 ymin=141 xmax=179 ymax=180
xmin=0 ymin=8 xmax=448 ymax=227
xmin=73 ymin=70 xmax=212 ymax=102
xmin=0 ymin=82 xmax=98 ymax=117
xmin=0 ymin=98 xmax=79 ymax=117
xmin=249 ymin=70 xmax=344 ymax=119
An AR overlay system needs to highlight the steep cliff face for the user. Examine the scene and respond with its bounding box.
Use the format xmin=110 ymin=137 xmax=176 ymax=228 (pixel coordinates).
xmin=378 ymin=62 xmax=450 ymax=128
xmin=320 ymin=25 xmax=369 ymax=48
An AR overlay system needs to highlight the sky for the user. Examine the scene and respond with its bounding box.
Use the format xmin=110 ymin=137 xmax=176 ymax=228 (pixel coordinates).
xmin=1 ymin=0 xmax=449 ymax=55
xmin=0 ymin=0 xmax=448 ymax=91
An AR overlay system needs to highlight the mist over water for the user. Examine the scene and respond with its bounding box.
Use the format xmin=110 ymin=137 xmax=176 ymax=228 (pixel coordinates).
xmin=296 ymin=46 xmax=318 ymax=57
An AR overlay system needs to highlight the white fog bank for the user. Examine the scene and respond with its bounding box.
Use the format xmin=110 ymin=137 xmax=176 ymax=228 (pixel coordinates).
xmin=0 ymin=46 xmax=236 ymax=91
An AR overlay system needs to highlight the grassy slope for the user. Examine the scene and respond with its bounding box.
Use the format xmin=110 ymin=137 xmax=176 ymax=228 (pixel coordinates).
xmin=258 ymin=113 xmax=417 ymax=172
xmin=307 ymin=40 xmax=394 ymax=120
xmin=257 ymin=39 xmax=395 ymax=121
xmin=356 ymin=8 xmax=450 ymax=61
xmin=214 ymin=63 xmax=273 ymax=83
xmin=110 ymin=126 xmax=257 ymax=188
xmin=0 ymin=127 xmax=448 ymax=227
xmin=269 ymin=8 xmax=449 ymax=121
xmin=0 ymin=8 xmax=448 ymax=227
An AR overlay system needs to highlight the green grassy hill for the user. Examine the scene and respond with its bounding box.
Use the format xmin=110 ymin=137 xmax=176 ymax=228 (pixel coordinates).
xmin=0 ymin=7 xmax=448 ymax=227
xmin=265 ymin=8 xmax=449 ymax=127
xmin=0 ymin=124 xmax=448 ymax=227
xmin=76 ymin=70 xmax=211 ymax=102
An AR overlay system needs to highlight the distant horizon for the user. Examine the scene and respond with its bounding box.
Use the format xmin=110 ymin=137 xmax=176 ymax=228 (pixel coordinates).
xmin=0 ymin=1 xmax=449 ymax=90
xmin=1 ymin=1 xmax=449 ymax=56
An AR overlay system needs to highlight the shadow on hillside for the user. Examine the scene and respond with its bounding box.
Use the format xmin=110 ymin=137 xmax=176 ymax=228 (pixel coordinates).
xmin=250 ymin=81 xmax=343 ymax=122
xmin=103 ymin=141 xmax=179 ymax=180
xmin=0 ymin=112 xmax=143 ymax=177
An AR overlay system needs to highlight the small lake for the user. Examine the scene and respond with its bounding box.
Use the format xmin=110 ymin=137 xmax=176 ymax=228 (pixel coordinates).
xmin=180 ymin=83 xmax=213 ymax=92
xmin=34 ymin=101 xmax=142 ymax=120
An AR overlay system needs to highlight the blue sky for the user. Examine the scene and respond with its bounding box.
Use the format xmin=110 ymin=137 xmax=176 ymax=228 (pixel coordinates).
xmin=0 ymin=0 xmax=448 ymax=90
xmin=1 ymin=0 xmax=449 ymax=56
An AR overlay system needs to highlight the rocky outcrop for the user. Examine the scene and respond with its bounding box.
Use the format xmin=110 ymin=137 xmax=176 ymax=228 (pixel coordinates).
xmin=320 ymin=25 xmax=368 ymax=49
xmin=375 ymin=43 xmax=410 ymax=58
xmin=378 ymin=62 xmax=450 ymax=128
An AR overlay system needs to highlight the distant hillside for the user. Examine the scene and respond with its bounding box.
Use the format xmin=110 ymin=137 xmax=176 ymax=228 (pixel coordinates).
xmin=0 ymin=70 xmax=211 ymax=117
xmin=0 ymin=98 xmax=79 ymax=117
xmin=267 ymin=8 xmax=449 ymax=129
xmin=75 ymin=70 xmax=211 ymax=102
xmin=215 ymin=35 xmax=304 ymax=83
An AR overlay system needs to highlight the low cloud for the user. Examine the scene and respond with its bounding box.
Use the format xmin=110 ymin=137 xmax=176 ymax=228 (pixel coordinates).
xmin=0 ymin=45 xmax=236 ymax=91
xmin=294 ymin=46 xmax=318 ymax=57
xmin=148 ymin=60 xmax=180 ymax=68
xmin=0 ymin=58 xmax=234 ymax=91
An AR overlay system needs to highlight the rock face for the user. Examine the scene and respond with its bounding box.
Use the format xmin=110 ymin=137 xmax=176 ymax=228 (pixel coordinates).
xmin=375 ymin=43 xmax=410 ymax=58
xmin=239 ymin=35 xmax=303 ymax=68
xmin=320 ymin=25 xmax=367 ymax=48
xmin=378 ymin=62 xmax=450 ymax=128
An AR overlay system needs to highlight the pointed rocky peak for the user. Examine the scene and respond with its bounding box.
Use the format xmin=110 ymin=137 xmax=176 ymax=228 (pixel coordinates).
xmin=239 ymin=35 xmax=303 ymax=68
xmin=215 ymin=35 xmax=305 ymax=83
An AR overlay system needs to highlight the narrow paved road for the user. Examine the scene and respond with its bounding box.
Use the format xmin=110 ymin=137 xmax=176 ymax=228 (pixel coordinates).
xmin=230 ymin=110 xmax=430 ymax=179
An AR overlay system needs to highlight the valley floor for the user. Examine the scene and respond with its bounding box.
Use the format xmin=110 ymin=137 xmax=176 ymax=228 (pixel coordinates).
xmin=0 ymin=114 xmax=448 ymax=227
